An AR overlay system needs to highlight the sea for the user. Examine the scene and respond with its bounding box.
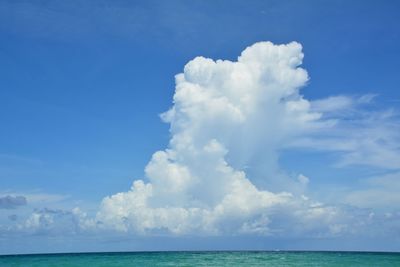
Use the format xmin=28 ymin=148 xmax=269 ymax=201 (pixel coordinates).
xmin=1 ymin=251 xmax=400 ymax=266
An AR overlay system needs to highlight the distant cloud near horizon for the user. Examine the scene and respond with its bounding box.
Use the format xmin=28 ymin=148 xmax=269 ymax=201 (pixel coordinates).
xmin=0 ymin=195 xmax=27 ymax=209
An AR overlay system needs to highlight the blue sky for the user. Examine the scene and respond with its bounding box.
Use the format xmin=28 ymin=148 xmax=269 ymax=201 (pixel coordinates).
xmin=1 ymin=0 xmax=400 ymax=254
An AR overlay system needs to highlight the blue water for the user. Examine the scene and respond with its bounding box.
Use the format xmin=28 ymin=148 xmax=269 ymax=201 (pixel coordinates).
xmin=1 ymin=251 xmax=400 ymax=266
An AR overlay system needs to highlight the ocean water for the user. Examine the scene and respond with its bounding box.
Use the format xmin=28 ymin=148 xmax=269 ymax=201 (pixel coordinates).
xmin=1 ymin=251 xmax=400 ymax=267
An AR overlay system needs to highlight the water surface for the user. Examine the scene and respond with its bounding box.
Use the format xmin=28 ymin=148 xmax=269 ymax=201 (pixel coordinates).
xmin=1 ymin=251 xmax=400 ymax=266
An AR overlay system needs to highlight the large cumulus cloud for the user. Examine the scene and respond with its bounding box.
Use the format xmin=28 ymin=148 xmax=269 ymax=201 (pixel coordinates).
xmin=3 ymin=41 xmax=400 ymax=243
xmin=96 ymin=42 xmax=339 ymax=235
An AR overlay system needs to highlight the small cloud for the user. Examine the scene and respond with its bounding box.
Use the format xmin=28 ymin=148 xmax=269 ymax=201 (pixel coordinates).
xmin=298 ymin=174 xmax=310 ymax=185
xmin=357 ymin=94 xmax=377 ymax=104
xmin=22 ymin=192 xmax=70 ymax=204
xmin=0 ymin=195 xmax=27 ymax=209
xmin=343 ymin=171 xmax=400 ymax=210
xmin=311 ymin=95 xmax=354 ymax=112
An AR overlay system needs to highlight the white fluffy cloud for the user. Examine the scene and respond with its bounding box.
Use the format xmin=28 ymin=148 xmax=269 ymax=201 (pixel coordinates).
xmin=96 ymin=41 xmax=343 ymax=235
xmin=3 ymin=41 xmax=399 ymax=241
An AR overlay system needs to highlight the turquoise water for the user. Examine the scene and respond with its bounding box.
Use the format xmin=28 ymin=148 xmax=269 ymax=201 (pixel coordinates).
xmin=1 ymin=251 xmax=400 ymax=266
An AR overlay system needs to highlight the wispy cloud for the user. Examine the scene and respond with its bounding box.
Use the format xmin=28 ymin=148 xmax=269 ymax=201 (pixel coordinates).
xmin=0 ymin=192 xmax=69 ymax=206
xmin=290 ymin=96 xmax=400 ymax=170
xmin=344 ymin=171 xmax=400 ymax=210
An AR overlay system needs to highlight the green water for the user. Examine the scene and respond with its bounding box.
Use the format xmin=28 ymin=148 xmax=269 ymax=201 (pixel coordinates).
xmin=1 ymin=251 xmax=400 ymax=266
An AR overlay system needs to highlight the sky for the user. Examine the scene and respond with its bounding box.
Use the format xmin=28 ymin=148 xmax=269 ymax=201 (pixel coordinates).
xmin=1 ymin=0 xmax=400 ymax=255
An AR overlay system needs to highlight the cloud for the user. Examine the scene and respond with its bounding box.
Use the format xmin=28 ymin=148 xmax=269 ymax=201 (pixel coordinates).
xmin=0 ymin=191 xmax=70 ymax=206
xmin=95 ymin=41 xmax=400 ymax=237
xmin=310 ymin=94 xmax=376 ymax=114
xmin=291 ymin=95 xmax=400 ymax=170
xmin=22 ymin=193 xmax=70 ymax=204
xmin=1 ymin=41 xmax=399 ymax=243
xmin=0 ymin=195 xmax=27 ymax=209
xmin=0 ymin=40 xmax=396 ymax=244
xmin=96 ymin=41 xmax=345 ymax=235
xmin=311 ymin=95 xmax=355 ymax=113
xmin=344 ymin=172 xmax=400 ymax=210
xmin=297 ymin=174 xmax=309 ymax=185
xmin=19 ymin=207 xmax=94 ymax=235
